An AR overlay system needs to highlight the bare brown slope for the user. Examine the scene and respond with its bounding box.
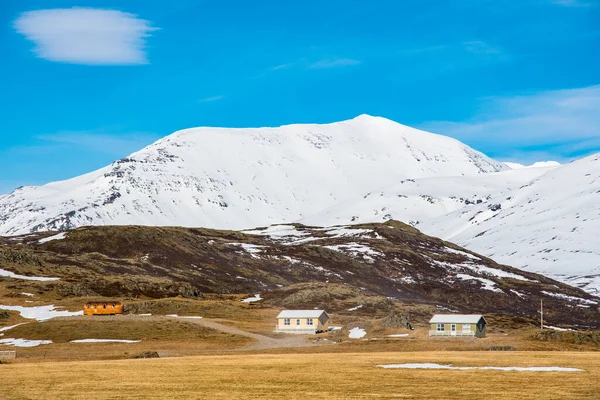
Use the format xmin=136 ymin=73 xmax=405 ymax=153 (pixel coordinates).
xmin=0 ymin=220 xmax=598 ymax=327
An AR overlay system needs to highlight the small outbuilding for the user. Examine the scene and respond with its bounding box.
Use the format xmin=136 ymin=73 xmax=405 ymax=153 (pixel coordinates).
xmin=428 ymin=314 xmax=486 ymax=338
xmin=84 ymin=301 xmax=124 ymax=316
xmin=275 ymin=310 xmax=330 ymax=334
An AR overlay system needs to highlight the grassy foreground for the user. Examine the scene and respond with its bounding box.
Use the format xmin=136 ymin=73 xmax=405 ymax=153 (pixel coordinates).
xmin=1 ymin=351 xmax=599 ymax=399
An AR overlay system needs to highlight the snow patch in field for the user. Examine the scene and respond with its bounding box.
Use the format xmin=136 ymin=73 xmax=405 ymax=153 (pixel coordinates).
xmin=37 ymin=232 xmax=67 ymax=244
xmin=0 ymin=338 xmax=52 ymax=347
xmin=543 ymin=325 xmax=575 ymax=332
xmin=347 ymin=305 xmax=363 ymax=311
xmin=241 ymin=294 xmax=262 ymax=303
xmin=0 ymin=323 xmax=30 ymax=332
xmin=71 ymin=339 xmax=141 ymax=343
xmin=20 ymin=292 xmax=35 ymax=297
xmin=378 ymin=363 xmax=582 ymax=372
xmin=324 ymin=243 xmax=383 ymax=262
xmin=454 ymin=274 xmax=502 ymax=293
xmin=349 ymin=327 xmax=367 ymax=339
xmin=0 ymin=304 xmax=82 ymax=321
xmin=0 ymin=268 xmax=60 ymax=282
xmin=136 ymin=313 xmax=152 ymax=317
xmin=228 ymin=243 xmax=264 ymax=256
xmin=387 ymin=334 xmax=410 ymax=337
xmin=443 ymin=247 xmax=481 ymax=260
xmin=541 ymin=291 xmax=597 ymax=305
xmin=166 ymin=314 xmax=203 ymax=319
xmin=323 ymin=227 xmax=373 ymax=238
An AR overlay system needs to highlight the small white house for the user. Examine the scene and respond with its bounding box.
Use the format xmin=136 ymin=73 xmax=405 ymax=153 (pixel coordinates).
xmin=429 ymin=314 xmax=486 ymax=338
xmin=275 ymin=310 xmax=330 ymax=334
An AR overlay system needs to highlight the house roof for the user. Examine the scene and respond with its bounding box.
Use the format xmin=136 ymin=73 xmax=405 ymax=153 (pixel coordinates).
xmin=429 ymin=314 xmax=486 ymax=324
xmin=277 ymin=310 xmax=328 ymax=319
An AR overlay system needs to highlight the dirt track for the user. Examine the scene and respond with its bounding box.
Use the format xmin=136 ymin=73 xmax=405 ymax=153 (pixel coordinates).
xmin=63 ymin=314 xmax=329 ymax=351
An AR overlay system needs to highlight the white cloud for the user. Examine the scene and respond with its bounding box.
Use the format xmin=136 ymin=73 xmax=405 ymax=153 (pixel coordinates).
xmin=198 ymin=95 xmax=225 ymax=103
xmin=14 ymin=8 xmax=157 ymax=65
xmin=309 ymin=58 xmax=361 ymax=69
xmin=420 ymin=85 xmax=600 ymax=159
xmin=552 ymin=0 xmax=595 ymax=6
xmin=36 ymin=131 xmax=161 ymax=155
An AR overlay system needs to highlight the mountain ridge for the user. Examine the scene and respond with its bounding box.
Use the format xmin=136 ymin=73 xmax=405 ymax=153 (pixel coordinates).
xmin=0 ymin=115 xmax=507 ymax=236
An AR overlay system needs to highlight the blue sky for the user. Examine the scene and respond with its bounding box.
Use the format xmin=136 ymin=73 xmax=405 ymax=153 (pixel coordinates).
xmin=1 ymin=0 xmax=599 ymax=193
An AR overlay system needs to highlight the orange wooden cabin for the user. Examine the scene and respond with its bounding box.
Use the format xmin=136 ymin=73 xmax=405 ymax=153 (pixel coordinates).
xmin=84 ymin=301 xmax=124 ymax=316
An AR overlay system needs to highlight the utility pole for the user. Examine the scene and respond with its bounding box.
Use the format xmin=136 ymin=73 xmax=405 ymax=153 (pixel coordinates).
xmin=540 ymin=299 xmax=544 ymax=329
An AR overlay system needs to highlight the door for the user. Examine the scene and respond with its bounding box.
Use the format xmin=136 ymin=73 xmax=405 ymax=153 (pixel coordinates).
xmin=451 ymin=324 xmax=457 ymax=336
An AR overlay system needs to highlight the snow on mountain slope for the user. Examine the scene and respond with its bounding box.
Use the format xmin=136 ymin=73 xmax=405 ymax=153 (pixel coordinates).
xmin=504 ymin=161 xmax=561 ymax=169
xmin=0 ymin=115 xmax=507 ymax=236
xmin=418 ymin=153 xmax=600 ymax=295
xmin=300 ymin=167 xmax=554 ymax=227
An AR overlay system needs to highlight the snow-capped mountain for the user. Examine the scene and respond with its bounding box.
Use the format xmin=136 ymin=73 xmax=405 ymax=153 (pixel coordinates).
xmin=300 ymin=166 xmax=555 ymax=227
xmin=418 ymin=153 xmax=600 ymax=294
xmin=0 ymin=115 xmax=507 ymax=236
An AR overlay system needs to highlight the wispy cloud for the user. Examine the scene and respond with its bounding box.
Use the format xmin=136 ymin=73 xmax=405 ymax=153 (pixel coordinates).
xmin=552 ymin=0 xmax=595 ymax=7
xmin=14 ymin=8 xmax=157 ymax=65
xmin=420 ymin=85 xmax=600 ymax=160
xmin=308 ymin=58 xmax=361 ymax=69
xmin=270 ymin=62 xmax=295 ymax=71
xmin=198 ymin=95 xmax=225 ymax=103
xmin=36 ymin=131 xmax=161 ymax=156
xmin=462 ymin=41 xmax=503 ymax=56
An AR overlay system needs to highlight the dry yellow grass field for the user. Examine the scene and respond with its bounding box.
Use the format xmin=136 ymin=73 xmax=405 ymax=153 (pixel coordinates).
xmin=1 ymin=351 xmax=599 ymax=399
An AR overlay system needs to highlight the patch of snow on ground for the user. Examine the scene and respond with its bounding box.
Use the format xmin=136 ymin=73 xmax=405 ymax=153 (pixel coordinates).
xmin=541 ymin=291 xmax=598 ymax=305
xmin=347 ymin=305 xmax=363 ymax=311
xmin=378 ymin=363 xmax=582 ymax=372
xmin=0 ymin=304 xmax=83 ymax=321
xmin=0 ymin=268 xmax=60 ymax=282
xmin=71 ymin=339 xmax=141 ymax=343
xmin=20 ymin=292 xmax=35 ymax=297
xmin=241 ymin=294 xmax=262 ymax=303
xmin=0 ymin=338 xmax=53 ymax=347
xmin=37 ymin=232 xmax=67 ymax=244
xmin=136 ymin=314 xmax=152 ymax=317
xmin=544 ymin=325 xmax=575 ymax=332
xmin=228 ymin=243 xmax=264 ymax=255
xmin=444 ymin=247 xmax=481 ymax=260
xmin=430 ymin=258 xmax=532 ymax=282
xmin=324 ymin=243 xmax=383 ymax=261
xmin=454 ymin=274 xmax=503 ymax=293
xmin=387 ymin=334 xmax=410 ymax=337
xmin=166 ymin=314 xmax=203 ymax=319
xmin=0 ymin=323 xmax=29 ymax=332
xmin=323 ymin=227 xmax=373 ymax=238
xmin=349 ymin=327 xmax=367 ymax=339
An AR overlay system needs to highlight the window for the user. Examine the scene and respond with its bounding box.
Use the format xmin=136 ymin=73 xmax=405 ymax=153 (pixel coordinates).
xmin=86 ymin=304 xmax=90 ymax=309
xmin=284 ymin=318 xmax=290 ymax=326
xmin=436 ymin=323 xmax=444 ymax=331
xmin=112 ymin=303 xmax=115 ymax=308
xmin=451 ymin=324 xmax=456 ymax=332
xmin=462 ymin=324 xmax=471 ymax=332
xmin=296 ymin=319 xmax=301 ymax=326
xmin=307 ymin=318 xmax=313 ymax=326
xmin=94 ymin=304 xmax=97 ymax=309
xmin=103 ymin=304 xmax=107 ymax=309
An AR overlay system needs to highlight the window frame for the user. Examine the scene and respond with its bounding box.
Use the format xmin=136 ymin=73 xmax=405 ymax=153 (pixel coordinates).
xmin=296 ymin=319 xmax=301 ymax=326
xmin=307 ymin=318 xmax=313 ymax=326
xmin=436 ymin=323 xmax=445 ymax=332
xmin=284 ymin=318 xmax=290 ymax=326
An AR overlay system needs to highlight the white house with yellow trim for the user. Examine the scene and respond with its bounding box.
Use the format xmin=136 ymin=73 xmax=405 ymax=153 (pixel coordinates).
xmin=429 ymin=314 xmax=486 ymax=338
xmin=275 ymin=310 xmax=330 ymax=334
